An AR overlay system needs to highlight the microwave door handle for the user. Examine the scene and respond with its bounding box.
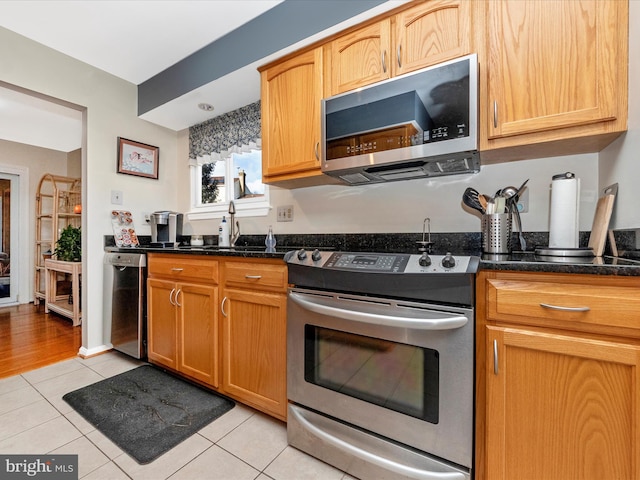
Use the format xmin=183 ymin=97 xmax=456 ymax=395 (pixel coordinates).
xmin=289 ymin=292 xmax=467 ymax=330
xmin=289 ymin=405 xmax=466 ymax=480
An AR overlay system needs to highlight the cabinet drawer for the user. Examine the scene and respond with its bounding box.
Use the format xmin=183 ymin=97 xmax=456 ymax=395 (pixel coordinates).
xmin=486 ymin=278 xmax=640 ymax=333
xmin=148 ymin=254 xmax=218 ymax=283
xmin=224 ymin=261 xmax=287 ymax=292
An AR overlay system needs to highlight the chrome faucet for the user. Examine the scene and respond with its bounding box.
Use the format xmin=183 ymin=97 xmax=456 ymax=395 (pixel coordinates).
xmin=228 ymin=201 xmax=240 ymax=247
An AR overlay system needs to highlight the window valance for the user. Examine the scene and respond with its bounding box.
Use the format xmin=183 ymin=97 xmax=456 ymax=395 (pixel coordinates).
xmin=189 ymin=100 xmax=261 ymax=166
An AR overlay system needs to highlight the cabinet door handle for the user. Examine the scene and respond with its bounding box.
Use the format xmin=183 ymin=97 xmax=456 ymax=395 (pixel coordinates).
xmin=245 ymin=275 xmax=262 ymax=279
xmin=171 ymin=267 xmax=184 ymax=272
xmin=175 ymin=289 xmax=182 ymax=307
xmin=396 ymin=44 xmax=402 ymax=68
xmin=314 ymin=141 xmax=320 ymax=161
xmin=493 ymin=339 xmax=499 ymax=375
xmin=493 ymin=101 xmax=498 ymax=129
xmin=381 ymin=50 xmax=387 ymax=73
xmin=221 ymin=296 xmax=228 ymax=317
xmin=540 ymin=303 xmax=590 ymax=312
xmin=169 ymin=288 xmax=176 ymax=306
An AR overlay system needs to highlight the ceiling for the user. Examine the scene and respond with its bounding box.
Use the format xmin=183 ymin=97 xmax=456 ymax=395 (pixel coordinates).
xmin=0 ymin=0 xmax=402 ymax=152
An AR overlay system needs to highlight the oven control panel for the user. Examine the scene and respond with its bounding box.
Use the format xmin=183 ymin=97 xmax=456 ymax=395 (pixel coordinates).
xmin=286 ymin=250 xmax=478 ymax=274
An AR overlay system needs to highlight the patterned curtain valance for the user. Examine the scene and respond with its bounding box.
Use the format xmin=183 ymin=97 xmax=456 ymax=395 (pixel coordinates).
xmin=189 ymin=100 xmax=261 ymax=165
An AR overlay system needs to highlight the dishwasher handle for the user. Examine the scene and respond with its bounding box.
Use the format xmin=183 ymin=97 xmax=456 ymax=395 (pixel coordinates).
xmin=289 ymin=291 xmax=468 ymax=331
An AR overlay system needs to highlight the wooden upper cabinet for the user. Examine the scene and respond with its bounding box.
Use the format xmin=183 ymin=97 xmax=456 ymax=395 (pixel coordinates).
xmin=260 ymin=47 xmax=324 ymax=184
xmin=327 ymin=0 xmax=472 ymax=96
xmin=484 ymin=0 xmax=627 ymax=143
xmin=328 ymin=19 xmax=391 ymax=96
xmin=393 ymin=0 xmax=471 ymax=77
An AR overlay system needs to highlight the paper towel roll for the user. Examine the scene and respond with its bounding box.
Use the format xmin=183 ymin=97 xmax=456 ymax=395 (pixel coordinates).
xmin=549 ymin=173 xmax=580 ymax=248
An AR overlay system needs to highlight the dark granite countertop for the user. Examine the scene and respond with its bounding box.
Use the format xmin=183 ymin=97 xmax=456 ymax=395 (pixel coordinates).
xmin=104 ymin=230 xmax=640 ymax=276
xmin=479 ymin=252 xmax=640 ymax=276
xmin=105 ymin=245 xmax=291 ymax=259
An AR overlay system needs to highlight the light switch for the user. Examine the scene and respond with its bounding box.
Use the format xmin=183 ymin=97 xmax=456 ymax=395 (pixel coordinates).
xmin=111 ymin=190 xmax=123 ymax=205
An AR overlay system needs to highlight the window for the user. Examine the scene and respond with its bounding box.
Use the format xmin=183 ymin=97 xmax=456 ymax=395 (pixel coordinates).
xmin=189 ymin=149 xmax=269 ymax=219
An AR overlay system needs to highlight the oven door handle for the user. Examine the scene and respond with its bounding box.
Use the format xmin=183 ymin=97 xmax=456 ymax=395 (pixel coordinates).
xmin=289 ymin=292 xmax=468 ymax=330
xmin=290 ymin=405 xmax=467 ymax=480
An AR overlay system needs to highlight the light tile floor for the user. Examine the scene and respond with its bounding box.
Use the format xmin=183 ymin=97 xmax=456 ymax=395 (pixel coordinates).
xmin=0 ymin=351 xmax=356 ymax=480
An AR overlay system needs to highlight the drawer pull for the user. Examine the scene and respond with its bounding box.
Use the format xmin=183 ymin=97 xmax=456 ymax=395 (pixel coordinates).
xmin=540 ymin=303 xmax=590 ymax=312
xmin=221 ymin=296 xmax=228 ymax=317
xmin=245 ymin=275 xmax=262 ymax=279
xmin=493 ymin=339 xmax=499 ymax=375
xmin=171 ymin=267 xmax=184 ymax=272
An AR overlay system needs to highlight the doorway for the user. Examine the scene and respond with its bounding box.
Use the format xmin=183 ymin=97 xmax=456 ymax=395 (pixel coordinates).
xmin=0 ymin=167 xmax=28 ymax=306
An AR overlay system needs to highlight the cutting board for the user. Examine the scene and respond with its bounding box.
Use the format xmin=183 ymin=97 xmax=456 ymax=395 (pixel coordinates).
xmin=587 ymin=185 xmax=617 ymax=256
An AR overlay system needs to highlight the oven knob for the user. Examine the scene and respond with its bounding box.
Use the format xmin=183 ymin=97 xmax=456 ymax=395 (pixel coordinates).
xmin=297 ymin=249 xmax=307 ymax=261
xmin=418 ymin=253 xmax=431 ymax=267
xmin=441 ymin=252 xmax=456 ymax=269
xmin=311 ymin=249 xmax=322 ymax=262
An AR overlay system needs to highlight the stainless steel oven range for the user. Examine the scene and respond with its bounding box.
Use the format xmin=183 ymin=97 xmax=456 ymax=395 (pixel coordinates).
xmin=285 ymin=250 xmax=478 ymax=480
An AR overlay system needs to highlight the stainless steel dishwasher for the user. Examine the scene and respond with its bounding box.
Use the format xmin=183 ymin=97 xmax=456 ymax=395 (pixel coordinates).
xmin=104 ymin=252 xmax=147 ymax=359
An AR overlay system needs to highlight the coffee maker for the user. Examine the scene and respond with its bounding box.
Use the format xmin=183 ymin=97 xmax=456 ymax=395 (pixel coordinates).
xmin=150 ymin=211 xmax=183 ymax=247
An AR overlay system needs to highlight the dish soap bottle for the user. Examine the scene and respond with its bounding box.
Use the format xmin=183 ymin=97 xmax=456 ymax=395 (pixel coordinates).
xmin=265 ymin=225 xmax=276 ymax=253
xmin=218 ymin=216 xmax=230 ymax=247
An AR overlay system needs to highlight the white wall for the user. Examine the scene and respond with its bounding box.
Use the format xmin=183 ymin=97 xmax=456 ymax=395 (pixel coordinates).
xmin=179 ymin=150 xmax=599 ymax=238
xmin=599 ymin=0 xmax=639 ymax=231
xmin=0 ymin=27 xmax=179 ymax=355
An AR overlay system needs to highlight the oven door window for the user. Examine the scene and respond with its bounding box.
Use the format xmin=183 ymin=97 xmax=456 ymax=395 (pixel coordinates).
xmin=304 ymin=325 xmax=439 ymax=424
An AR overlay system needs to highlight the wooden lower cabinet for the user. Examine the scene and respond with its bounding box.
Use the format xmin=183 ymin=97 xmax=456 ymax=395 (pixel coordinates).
xmin=220 ymin=288 xmax=287 ymax=421
xmin=477 ymin=271 xmax=640 ymax=480
xmin=147 ymin=253 xmax=287 ymax=420
xmin=147 ymin=278 xmax=219 ymax=387
xmin=486 ymin=325 xmax=640 ymax=480
xmin=147 ymin=278 xmax=178 ymax=370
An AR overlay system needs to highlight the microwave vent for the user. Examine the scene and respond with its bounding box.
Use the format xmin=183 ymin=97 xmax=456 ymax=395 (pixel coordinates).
xmin=339 ymin=172 xmax=372 ymax=184
xmin=427 ymin=157 xmax=476 ymax=174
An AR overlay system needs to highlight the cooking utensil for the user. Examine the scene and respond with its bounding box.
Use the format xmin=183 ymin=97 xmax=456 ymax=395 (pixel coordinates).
xmin=511 ymin=202 xmax=527 ymax=251
xmin=501 ymin=179 xmax=530 ymax=203
xmin=478 ymin=195 xmax=489 ymax=212
xmin=462 ymin=187 xmax=484 ymax=213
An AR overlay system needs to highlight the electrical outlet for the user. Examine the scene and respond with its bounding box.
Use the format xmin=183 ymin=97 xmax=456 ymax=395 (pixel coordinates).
xmin=143 ymin=212 xmax=151 ymax=223
xmin=516 ymin=188 xmax=529 ymax=213
xmin=277 ymin=205 xmax=294 ymax=222
xmin=111 ymin=190 xmax=123 ymax=205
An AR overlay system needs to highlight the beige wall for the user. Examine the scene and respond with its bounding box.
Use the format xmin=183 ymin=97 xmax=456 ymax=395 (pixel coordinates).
xmin=0 ymin=139 xmax=70 ymax=299
xmin=67 ymin=149 xmax=81 ymax=178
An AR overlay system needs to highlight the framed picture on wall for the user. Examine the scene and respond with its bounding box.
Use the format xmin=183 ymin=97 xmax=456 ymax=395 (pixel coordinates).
xmin=117 ymin=137 xmax=159 ymax=179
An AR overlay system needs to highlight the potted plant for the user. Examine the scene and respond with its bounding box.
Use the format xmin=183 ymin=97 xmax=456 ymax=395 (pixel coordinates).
xmin=54 ymin=225 xmax=82 ymax=262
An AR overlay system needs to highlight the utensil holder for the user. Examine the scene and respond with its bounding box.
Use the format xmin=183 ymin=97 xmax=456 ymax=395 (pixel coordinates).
xmin=482 ymin=213 xmax=512 ymax=253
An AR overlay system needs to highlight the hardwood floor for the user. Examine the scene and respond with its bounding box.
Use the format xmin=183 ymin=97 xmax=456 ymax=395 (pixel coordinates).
xmin=0 ymin=302 xmax=81 ymax=379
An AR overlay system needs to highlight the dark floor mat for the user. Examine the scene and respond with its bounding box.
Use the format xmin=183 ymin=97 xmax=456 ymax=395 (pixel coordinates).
xmin=63 ymin=364 xmax=234 ymax=464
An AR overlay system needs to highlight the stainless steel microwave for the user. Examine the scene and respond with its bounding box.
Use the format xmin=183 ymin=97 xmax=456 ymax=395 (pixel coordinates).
xmin=321 ymin=54 xmax=479 ymax=185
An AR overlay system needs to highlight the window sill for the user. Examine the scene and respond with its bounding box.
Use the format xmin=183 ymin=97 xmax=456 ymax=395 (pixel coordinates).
xmin=187 ymin=204 xmax=271 ymax=221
